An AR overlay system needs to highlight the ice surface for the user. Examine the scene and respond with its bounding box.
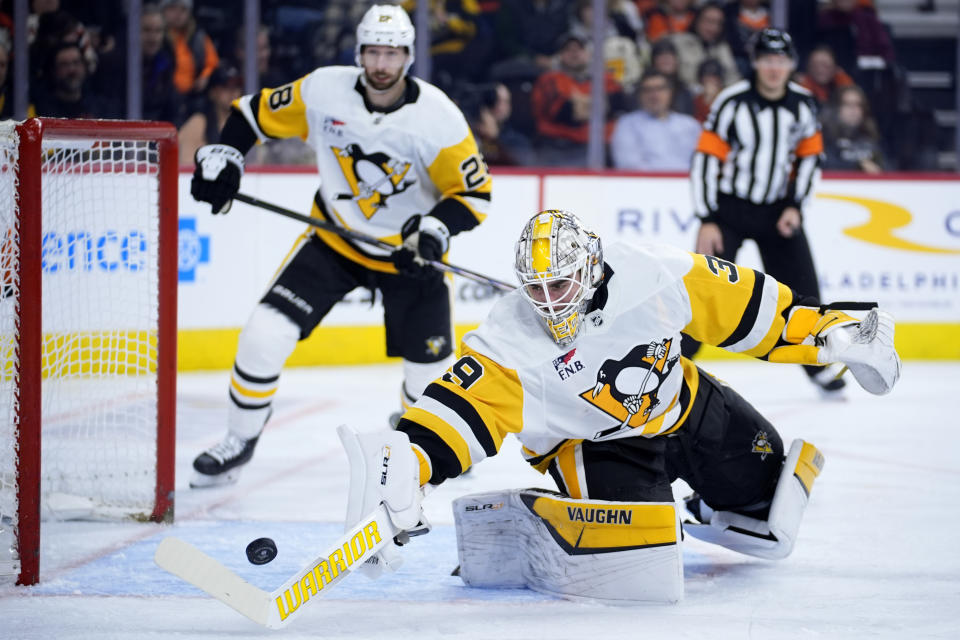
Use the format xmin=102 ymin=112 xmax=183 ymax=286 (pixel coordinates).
xmin=2 ymin=360 xmax=958 ymax=639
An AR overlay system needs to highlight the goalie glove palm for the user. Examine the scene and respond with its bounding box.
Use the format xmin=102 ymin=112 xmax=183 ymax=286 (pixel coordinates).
xmin=392 ymin=214 xmax=449 ymax=278
xmin=192 ymin=144 xmax=244 ymax=214
xmin=817 ymin=308 xmax=901 ymax=395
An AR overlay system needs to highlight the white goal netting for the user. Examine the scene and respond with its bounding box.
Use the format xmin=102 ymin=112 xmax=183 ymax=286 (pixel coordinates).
xmin=1 ymin=122 xmax=169 ymax=582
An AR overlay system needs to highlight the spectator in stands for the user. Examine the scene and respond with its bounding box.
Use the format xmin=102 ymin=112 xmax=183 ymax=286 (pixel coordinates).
xmin=401 ymin=0 xmax=489 ymax=86
xmin=691 ymin=58 xmax=724 ymax=123
xmin=723 ymin=0 xmax=770 ymax=77
xmin=0 ymin=35 xmax=14 ymax=118
xmin=671 ymin=2 xmax=740 ymax=91
xmin=177 ymin=64 xmax=242 ymax=165
xmin=232 ymin=23 xmax=318 ymax=166
xmin=611 ymin=69 xmax=701 ymax=170
xmin=60 ymin=0 xmax=121 ymax=56
xmin=34 ymin=41 xmax=115 ymax=118
xmin=530 ymin=33 xmax=627 ymax=166
xmin=611 ymin=0 xmax=646 ymax=42
xmin=817 ymin=0 xmax=896 ymax=73
xmin=569 ymin=0 xmax=643 ymax=95
xmin=649 ymin=38 xmax=693 ymax=115
xmin=796 ymin=45 xmax=855 ymax=106
xmin=162 ymin=0 xmax=219 ymax=107
xmin=140 ymin=3 xmax=184 ymax=125
xmin=310 ymin=3 xmax=362 ymax=70
xmin=821 ymin=85 xmax=884 ymax=173
xmin=28 ymin=9 xmax=96 ymax=97
xmin=571 ymin=0 xmax=643 ymax=43
xmin=230 ymin=24 xmax=288 ymax=88
xmin=467 ymin=82 xmax=535 ymax=166
xmin=492 ymin=0 xmax=570 ymax=78
xmin=643 ymin=0 xmax=695 ymax=43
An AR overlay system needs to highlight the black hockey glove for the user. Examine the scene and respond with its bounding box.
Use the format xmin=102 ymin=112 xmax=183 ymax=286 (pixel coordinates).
xmin=191 ymin=144 xmax=244 ymax=214
xmin=392 ymin=214 xmax=450 ymax=279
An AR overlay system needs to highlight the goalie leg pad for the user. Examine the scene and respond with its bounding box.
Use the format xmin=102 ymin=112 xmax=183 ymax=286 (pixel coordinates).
xmin=684 ymin=439 xmax=824 ymax=559
xmin=454 ymin=489 xmax=683 ymax=603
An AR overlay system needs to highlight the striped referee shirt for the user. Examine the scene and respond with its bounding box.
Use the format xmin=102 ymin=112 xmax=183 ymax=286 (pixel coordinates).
xmin=691 ymin=79 xmax=823 ymax=219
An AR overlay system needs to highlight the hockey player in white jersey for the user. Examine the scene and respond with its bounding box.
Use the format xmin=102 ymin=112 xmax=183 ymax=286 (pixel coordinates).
xmin=341 ymin=209 xmax=901 ymax=602
xmin=189 ymin=5 xmax=491 ymax=487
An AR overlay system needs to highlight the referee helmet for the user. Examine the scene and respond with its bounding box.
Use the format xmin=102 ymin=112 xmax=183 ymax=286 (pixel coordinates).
xmin=749 ymin=28 xmax=797 ymax=64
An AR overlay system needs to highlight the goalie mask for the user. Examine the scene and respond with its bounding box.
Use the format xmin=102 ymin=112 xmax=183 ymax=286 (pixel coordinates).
xmin=515 ymin=210 xmax=604 ymax=347
xmin=355 ymin=5 xmax=416 ymax=77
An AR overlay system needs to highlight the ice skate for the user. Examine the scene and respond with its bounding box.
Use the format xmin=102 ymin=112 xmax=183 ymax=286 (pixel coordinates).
xmin=811 ymin=364 xmax=847 ymax=401
xmin=190 ymin=433 xmax=260 ymax=488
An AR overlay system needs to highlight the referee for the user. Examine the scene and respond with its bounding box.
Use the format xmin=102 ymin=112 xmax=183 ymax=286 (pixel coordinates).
xmin=685 ymin=28 xmax=845 ymax=396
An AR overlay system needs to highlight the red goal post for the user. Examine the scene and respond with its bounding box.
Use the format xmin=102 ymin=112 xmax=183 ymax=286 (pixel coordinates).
xmin=1 ymin=118 xmax=177 ymax=586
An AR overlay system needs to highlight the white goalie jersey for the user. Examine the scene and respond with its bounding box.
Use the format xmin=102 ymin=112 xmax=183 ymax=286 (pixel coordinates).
xmin=396 ymin=242 xmax=894 ymax=483
xmin=232 ymin=66 xmax=491 ymax=271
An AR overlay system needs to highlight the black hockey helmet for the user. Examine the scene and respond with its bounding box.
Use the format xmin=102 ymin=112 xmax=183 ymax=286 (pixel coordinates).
xmin=749 ymin=28 xmax=797 ymax=63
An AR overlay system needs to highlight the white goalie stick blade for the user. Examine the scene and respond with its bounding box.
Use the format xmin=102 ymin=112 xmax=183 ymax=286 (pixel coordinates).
xmin=154 ymin=504 xmax=398 ymax=629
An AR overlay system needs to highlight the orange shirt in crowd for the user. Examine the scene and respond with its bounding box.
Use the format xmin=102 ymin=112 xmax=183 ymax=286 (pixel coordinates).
xmin=170 ymin=28 xmax=220 ymax=94
xmin=644 ymin=10 xmax=695 ymax=42
xmin=797 ymin=69 xmax=855 ymax=104
xmin=737 ymin=11 xmax=769 ymax=32
xmin=531 ymin=71 xmax=621 ymax=144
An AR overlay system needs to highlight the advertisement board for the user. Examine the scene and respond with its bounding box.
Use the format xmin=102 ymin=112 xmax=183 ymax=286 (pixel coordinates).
xmin=177 ymin=169 xmax=960 ymax=368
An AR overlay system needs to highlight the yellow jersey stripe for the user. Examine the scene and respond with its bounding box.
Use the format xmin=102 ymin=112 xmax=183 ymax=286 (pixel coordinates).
xmin=308 ymin=199 xmax=400 ymax=274
xmin=659 ymin=358 xmax=700 ymax=436
xmin=252 ymin=79 xmax=309 ymax=140
xmin=556 ymin=445 xmax=583 ymax=499
xmin=683 ymin=253 xmax=759 ymax=346
xmin=740 ymin=280 xmax=793 ymax=357
xmin=404 ymin=406 xmax=472 ymax=473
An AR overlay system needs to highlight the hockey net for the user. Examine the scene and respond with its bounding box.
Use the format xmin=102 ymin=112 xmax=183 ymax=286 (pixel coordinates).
xmin=0 ymin=118 xmax=177 ymax=585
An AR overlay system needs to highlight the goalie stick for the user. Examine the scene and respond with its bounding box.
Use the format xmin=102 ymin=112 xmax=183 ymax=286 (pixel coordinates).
xmin=154 ymin=503 xmax=398 ymax=629
xmin=233 ymin=192 xmax=515 ymax=292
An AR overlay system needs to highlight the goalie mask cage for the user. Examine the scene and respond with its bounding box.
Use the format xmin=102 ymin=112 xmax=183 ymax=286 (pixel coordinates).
xmin=0 ymin=118 xmax=177 ymax=586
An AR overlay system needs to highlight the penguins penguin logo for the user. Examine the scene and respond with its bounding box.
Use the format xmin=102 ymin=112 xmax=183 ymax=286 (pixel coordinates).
xmin=331 ymin=143 xmax=415 ymax=218
xmin=580 ymin=338 xmax=680 ymax=437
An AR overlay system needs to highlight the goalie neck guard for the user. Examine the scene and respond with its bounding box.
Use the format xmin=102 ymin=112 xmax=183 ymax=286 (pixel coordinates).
xmin=514 ymin=210 xmax=604 ymax=347
xmin=354 ymin=4 xmax=416 ymax=77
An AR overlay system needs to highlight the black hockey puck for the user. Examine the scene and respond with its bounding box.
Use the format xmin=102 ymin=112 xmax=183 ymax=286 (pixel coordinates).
xmin=246 ymin=537 xmax=278 ymax=565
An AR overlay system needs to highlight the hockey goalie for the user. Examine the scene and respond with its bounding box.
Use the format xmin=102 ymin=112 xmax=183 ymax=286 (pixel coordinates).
xmin=341 ymin=209 xmax=901 ymax=604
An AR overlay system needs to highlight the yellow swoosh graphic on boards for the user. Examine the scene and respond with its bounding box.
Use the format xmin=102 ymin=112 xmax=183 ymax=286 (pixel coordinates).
xmin=817 ymin=193 xmax=960 ymax=254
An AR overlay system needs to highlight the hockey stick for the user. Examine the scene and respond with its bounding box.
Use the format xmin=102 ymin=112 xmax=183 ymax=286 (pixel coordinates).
xmin=233 ymin=192 xmax=515 ymax=292
xmin=154 ymin=503 xmax=397 ymax=629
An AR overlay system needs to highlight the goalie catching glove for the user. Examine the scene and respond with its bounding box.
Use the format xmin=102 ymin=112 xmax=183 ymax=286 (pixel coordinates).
xmin=392 ymin=214 xmax=449 ymax=278
xmin=337 ymin=424 xmax=430 ymax=579
xmin=815 ymin=308 xmax=901 ymax=395
xmin=192 ymin=144 xmax=244 ymax=214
